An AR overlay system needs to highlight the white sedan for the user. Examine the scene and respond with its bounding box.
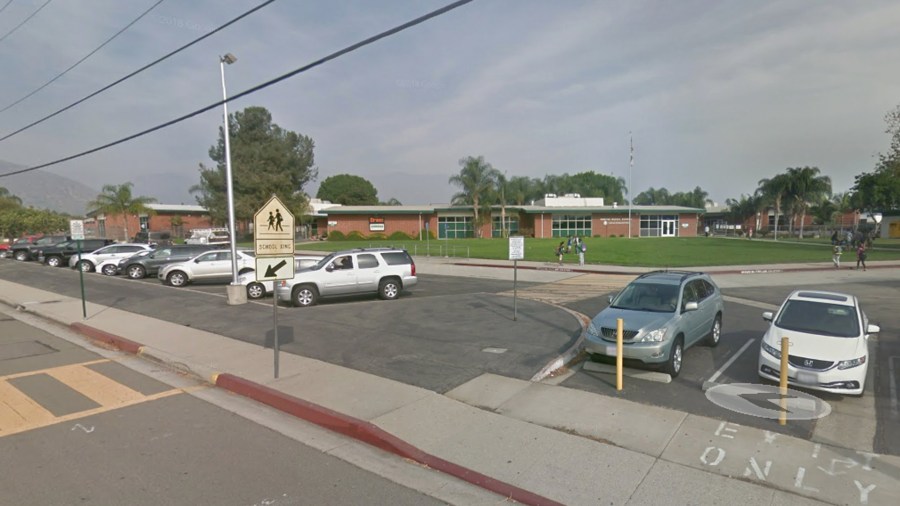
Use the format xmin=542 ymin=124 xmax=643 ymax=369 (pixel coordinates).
xmin=238 ymin=255 xmax=323 ymax=299
xmin=758 ymin=290 xmax=879 ymax=396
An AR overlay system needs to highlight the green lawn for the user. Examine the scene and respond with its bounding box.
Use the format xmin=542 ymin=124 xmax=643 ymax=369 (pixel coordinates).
xmin=287 ymin=236 xmax=900 ymax=267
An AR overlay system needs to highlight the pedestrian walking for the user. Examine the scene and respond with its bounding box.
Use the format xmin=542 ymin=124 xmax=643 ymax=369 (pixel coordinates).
xmin=830 ymin=230 xmax=838 ymax=245
xmin=856 ymin=243 xmax=867 ymax=271
xmin=556 ymin=241 xmax=565 ymax=266
xmin=565 ymin=235 xmax=573 ymax=254
xmin=832 ymin=243 xmax=843 ymax=269
xmin=578 ymin=241 xmax=586 ymax=266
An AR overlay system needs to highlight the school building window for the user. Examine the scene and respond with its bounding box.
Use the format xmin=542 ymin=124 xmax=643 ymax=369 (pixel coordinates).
xmin=492 ymin=216 xmax=519 ymax=238
xmin=551 ymin=214 xmax=591 ymax=238
xmin=438 ymin=216 xmax=474 ymax=239
xmin=640 ymin=214 xmax=679 ymax=237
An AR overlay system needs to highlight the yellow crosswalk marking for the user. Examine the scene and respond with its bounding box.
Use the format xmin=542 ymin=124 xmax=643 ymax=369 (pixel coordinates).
xmin=0 ymin=380 xmax=55 ymax=434
xmin=46 ymin=364 xmax=144 ymax=407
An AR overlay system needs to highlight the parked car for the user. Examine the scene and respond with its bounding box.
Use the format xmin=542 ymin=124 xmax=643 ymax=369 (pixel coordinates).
xmin=98 ymin=249 xmax=152 ymax=276
xmin=238 ymin=254 xmax=323 ymax=299
xmin=274 ymin=248 xmax=417 ymax=307
xmin=584 ymin=270 xmax=724 ymax=378
xmin=758 ymin=290 xmax=878 ymax=396
xmin=11 ymin=235 xmax=68 ymax=261
xmin=120 ymin=244 xmax=217 ymax=279
xmin=185 ymin=228 xmax=230 ymax=245
xmin=133 ymin=230 xmax=173 ymax=247
xmin=158 ymin=249 xmax=256 ymax=287
xmin=68 ymin=243 xmax=153 ymax=272
xmin=0 ymin=242 xmax=9 ymax=258
xmin=38 ymin=238 xmax=115 ymax=267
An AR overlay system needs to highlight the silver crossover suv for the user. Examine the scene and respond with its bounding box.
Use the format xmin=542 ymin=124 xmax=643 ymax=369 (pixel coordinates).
xmin=274 ymin=248 xmax=416 ymax=307
xmin=584 ymin=270 xmax=724 ymax=377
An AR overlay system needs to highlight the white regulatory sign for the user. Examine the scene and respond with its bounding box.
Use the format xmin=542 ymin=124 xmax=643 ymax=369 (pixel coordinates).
xmin=509 ymin=236 xmax=524 ymax=260
xmin=256 ymin=256 xmax=295 ymax=282
xmin=69 ymin=220 xmax=85 ymax=240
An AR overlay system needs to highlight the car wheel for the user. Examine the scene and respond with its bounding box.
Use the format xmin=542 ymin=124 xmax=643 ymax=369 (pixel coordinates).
xmin=46 ymin=256 xmax=62 ymax=267
xmin=167 ymin=271 xmax=188 ymax=287
xmin=79 ymin=260 xmax=94 ymax=273
xmin=378 ymin=278 xmax=401 ymax=300
xmin=126 ymin=265 xmax=146 ymax=279
xmin=101 ymin=264 xmax=118 ymax=276
xmin=14 ymin=251 xmax=28 ymax=261
xmin=292 ymin=285 xmax=318 ymax=307
xmin=706 ymin=315 xmax=722 ymax=347
xmin=663 ymin=337 xmax=684 ymax=378
xmin=247 ymin=282 xmax=265 ymax=300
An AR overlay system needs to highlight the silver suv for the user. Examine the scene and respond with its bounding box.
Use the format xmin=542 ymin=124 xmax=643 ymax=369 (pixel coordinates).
xmin=584 ymin=270 xmax=724 ymax=377
xmin=274 ymin=248 xmax=416 ymax=307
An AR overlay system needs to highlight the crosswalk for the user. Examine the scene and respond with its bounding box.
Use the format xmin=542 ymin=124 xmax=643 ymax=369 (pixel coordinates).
xmin=0 ymin=359 xmax=181 ymax=438
xmin=502 ymin=273 xmax=631 ymax=305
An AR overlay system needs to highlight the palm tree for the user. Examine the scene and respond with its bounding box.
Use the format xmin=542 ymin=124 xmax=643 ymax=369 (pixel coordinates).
xmin=495 ymin=172 xmax=510 ymax=238
xmin=88 ymin=183 xmax=157 ymax=241
xmin=449 ymin=156 xmax=498 ymax=238
xmin=785 ymin=166 xmax=831 ymax=239
xmin=757 ymin=174 xmax=791 ymax=240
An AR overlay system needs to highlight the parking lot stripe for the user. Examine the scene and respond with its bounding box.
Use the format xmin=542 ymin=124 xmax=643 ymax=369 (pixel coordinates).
xmin=706 ymin=338 xmax=755 ymax=385
xmin=0 ymin=380 xmax=55 ymax=433
xmin=890 ymin=356 xmax=899 ymax=418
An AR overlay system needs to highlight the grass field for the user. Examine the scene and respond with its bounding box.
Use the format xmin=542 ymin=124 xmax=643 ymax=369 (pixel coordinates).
xmin=288 ymin=236 xmax=900 ymax=268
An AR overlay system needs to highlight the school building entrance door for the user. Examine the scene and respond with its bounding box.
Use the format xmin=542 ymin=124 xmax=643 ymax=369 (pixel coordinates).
xmin=662 ymin=220 xmax=677 ymax=237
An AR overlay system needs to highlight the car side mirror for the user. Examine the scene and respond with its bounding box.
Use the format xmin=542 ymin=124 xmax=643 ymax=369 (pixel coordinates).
xmin=762 ymin=311 xmax=773 ymax=322
xmin=325 ymin=264 xmax=334 ymax=272
xmin=607 ymin=294 xmax=614 ymax=304
xmin=684 ymin=301 xmax=699 ymax=312
xmin=866 ymin=323 xmax=880 ymax=335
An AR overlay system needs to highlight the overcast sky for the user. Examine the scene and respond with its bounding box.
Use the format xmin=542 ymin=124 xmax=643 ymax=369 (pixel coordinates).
xmin=1 ymin=0 xmax=899 ymax=207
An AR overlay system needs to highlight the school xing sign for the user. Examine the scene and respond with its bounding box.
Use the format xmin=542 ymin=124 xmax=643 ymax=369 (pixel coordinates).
xmin=254 ymin=195 xmax=295 ymax=282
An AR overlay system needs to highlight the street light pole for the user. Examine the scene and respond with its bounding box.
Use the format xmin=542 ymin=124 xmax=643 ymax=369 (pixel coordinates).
xmin=219 ymin=53 xmax=245 ymax=304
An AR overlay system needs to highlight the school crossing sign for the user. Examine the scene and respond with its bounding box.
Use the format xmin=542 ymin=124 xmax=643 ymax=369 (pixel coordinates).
xmin=254 ymin=195 xmax=295 ymax=282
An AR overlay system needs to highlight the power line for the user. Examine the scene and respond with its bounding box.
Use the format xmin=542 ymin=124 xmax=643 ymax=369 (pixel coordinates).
xmin=0 ymin=0 xmax=276 ymax=144
xmin=0 ymin=0 xmax=52 ymax=45
xmin=0 ymin=1 xmax=14 ymax=16
xmin=0 ymin=0 xmax=475 ymax=181
xmin=0 ymin=0 xmax=167 ymax=115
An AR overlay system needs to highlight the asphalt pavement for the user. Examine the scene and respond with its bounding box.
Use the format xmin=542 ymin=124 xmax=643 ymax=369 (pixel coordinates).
xmin=2 ymin=256 xmax=899 ymax=505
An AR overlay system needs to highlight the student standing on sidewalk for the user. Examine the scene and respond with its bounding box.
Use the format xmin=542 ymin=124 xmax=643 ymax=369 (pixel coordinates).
xmin=556 ymin=241 xmax=565 ymax=266
xmin=832 ymin=243 xmax=843 ymax=269
xmin=578 ymin=241 xmax=586 ymax=266
xmin=856 ymin=243 xmax=867 ymax=271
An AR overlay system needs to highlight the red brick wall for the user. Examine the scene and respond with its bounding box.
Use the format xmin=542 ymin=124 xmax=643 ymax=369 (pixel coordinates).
xmin=95 ymin=213 xmax=214 ymax=241
xmin=325 ymin=214 xmax=429 ymax=238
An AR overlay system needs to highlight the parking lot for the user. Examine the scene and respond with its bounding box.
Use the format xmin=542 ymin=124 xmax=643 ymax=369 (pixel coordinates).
xmin=1 ymin=257 xmax=897 ymax=458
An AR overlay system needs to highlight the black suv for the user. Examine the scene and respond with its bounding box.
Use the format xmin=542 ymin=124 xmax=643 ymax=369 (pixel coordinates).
xmin=11 ymin=235 xmax=69 ymax=261
xmin=39 ymin=238 xmax=115 ymax=267
xmin=120 ymin=244 xmax=216 ymax=279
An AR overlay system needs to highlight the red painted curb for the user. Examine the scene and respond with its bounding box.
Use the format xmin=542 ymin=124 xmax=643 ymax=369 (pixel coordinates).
xmin=216 ymin=373 xmax=564 ymax=506
xmin=71 ymin=322 xmax=143 ymax=354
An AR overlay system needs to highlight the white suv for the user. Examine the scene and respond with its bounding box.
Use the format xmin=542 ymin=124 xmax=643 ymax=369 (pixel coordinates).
xmin=274 ymin=248 xmax=417 ymax=307
xmin=158 ymin=249 xmax=255 ymax=287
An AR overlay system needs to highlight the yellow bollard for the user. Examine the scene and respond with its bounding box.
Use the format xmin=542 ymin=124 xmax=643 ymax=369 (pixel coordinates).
xmin=779 ymin=336 xmax=789 ymax=426
xmin=616 ymin=318 xmax=624 ymax=391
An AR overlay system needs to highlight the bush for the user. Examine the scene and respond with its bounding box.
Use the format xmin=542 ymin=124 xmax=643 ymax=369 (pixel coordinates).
xmin=327 ymin=230 xmax=345 ymax=241
xmin=388 ymin=231 xmax=413 ymax=241
xmin=368 ymin=233 xmax=387 ymax=241
xmin=347 ymin=231 xmax=366 ymax=241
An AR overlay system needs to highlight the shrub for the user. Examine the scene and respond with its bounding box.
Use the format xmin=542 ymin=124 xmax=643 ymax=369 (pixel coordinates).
xmin=368 ymin=233 xmax=387 ymax=241
xmin=327 ymin=230 xmax=345 ymax=241
xmin=388 ymin=231 xmax=413 ymax=241
xmin=347 ymin=231 xmax=366 ymax=241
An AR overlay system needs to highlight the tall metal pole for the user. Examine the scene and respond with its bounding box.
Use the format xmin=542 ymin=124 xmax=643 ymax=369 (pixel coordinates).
xmin=220 ymin=54 xmax=239 ymax=285
xmin=628 ymin=133 xmax=633 ymax=239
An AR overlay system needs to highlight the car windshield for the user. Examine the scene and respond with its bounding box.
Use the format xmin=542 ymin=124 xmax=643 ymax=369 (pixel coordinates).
xmin=775 ymin=300 xmax=860 ymax=338
xmin=610 ymin=281 xmax=678 ymax=312
xmin=310 ymin=253 xmax=336 ymax=270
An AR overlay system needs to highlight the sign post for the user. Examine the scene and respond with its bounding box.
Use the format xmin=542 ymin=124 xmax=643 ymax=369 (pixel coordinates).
xmin=508 ymin=236 xmax=524 ymax=321
xmin=254 ymin=195 xmax=295 ymax=378
xmin=70 ymin=220 xmax=87 ymax=319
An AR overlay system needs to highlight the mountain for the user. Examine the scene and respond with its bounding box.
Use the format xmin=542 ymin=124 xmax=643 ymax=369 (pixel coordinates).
xmin=0 ymin=161 xmax=98 ymax=215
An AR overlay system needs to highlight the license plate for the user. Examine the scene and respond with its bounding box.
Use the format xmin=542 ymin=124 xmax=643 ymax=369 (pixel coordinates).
xmin=796 ymin=372 xmax=818 ymax=385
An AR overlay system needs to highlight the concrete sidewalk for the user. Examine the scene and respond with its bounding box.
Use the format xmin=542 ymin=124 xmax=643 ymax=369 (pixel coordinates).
xmin=2 ymin=260 xmax=899 ymax=505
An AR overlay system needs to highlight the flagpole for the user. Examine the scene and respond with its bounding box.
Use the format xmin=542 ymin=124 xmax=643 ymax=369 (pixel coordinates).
xmin=628 ymin=133 xmax=633 ymax=239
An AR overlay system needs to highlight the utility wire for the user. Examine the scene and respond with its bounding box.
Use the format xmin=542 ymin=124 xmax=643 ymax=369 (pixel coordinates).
xmin=0 ymin=0 xmax=474 ymax=180
xmin=0 ymin=0 xmax=276 ymax=143
xmin=0 ymin=1 xmax=15 ymax=17
xmin=0 ymin=0 xmax=52 ymax=45
xmin=0 ymin=0 xmax=167 ymax=114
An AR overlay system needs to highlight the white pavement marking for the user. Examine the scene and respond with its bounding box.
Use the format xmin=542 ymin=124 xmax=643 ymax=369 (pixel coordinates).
xmin=706 ymin=338 xmax=755 ymax=385
xmin=890 ymin=356 xmax=899 ymax=418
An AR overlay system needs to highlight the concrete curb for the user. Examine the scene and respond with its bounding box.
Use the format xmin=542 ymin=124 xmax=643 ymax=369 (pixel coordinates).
xmin=72 ymin=323 xmax=564 ymax=506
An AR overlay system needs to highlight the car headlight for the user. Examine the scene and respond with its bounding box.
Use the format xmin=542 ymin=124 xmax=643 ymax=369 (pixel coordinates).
xmin=641 ymin=327 xmax=666 ymax=342
xmin=761 ymin=340 xmax=781 ymax=359
xmin=837 ymin=356 xmax=866 ymax=370
xmin=587 ymin=322 xmax=600 ymax=337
